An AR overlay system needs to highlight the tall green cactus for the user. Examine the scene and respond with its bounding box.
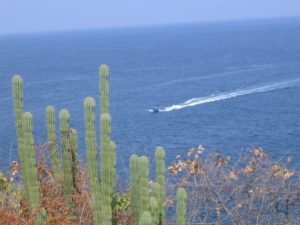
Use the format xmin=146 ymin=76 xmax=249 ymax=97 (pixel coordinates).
xmin=100 ymin=112 xmax=114 ymax=224
xmin=155 ymin=147 xmax=166 ymax=223
xmin=84 ymin=97 xmax=102 ymax=224
xmin=99 ymin=64 xmax=109 ymax=114
xmin=138 ymin=156 xmax=150 ymax=222
xmin=130 ymin=156 xmax=150 ymax=224
xmin=23 ymin=112 xmax=45 ymax=224
xmin=59 ymin=109 xmax=74 ymax=202
xmin=12 ymin=75 xmax=24 ymax=165
xmin=130 ymin=154 xmax=140 ymax=223
xmin=45 ymin=106 xmax=61 ymax=180
xmin=149 ymin=196 xmax=159 ymax=225
xmin=176 ymin=188 xmax=187 ymax=225
xmin=139 ymin=211 xmax=153 ymax=225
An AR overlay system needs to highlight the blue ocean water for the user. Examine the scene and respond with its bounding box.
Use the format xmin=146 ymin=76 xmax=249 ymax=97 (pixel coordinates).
xmin=0 ymin=18 xmax=300 ymax=176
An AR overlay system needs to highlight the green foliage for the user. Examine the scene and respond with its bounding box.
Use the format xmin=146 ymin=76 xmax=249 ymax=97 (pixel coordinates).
xmin=0 ymin=172 xmax=22 ymax=213
xmin=112 ymin=192 xmax=131 ymax=211
xmin=46 ymin=106 xmax=61 ymax=180
xmin=139 ymin=211 xmax=153 ymax=225
xmin=0 ymin=172 xmax=10 ymax=191
xmin=59 ymin=109 xmax=74 ymax=202
xmin=155 ymin=147 xmax=166 ymax=223
xmin=176 ymin=188 xmax=187 ymax=225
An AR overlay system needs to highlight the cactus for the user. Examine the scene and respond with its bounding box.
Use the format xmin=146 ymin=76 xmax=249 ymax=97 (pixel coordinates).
xmin=100 ymin=112 xmax=114 ymax=224
xmin=139 ymin=156 xmax=150 ymax=222
xmin=151 ymin=182 xmax=162 ymax=224
xmin=99 ymin=64 xmax=109 ymax=114
xmin=12 ymin=75 xmax=24 ymax=166
xmin=70 ymin=128 xmax=78 ymax=171
xmin=84 ymin=97 xmax=102 ymax=224
xmin=149 ymin=196 xmax=159 ymax=225
xmin=130 ymin=154 xmax=139 ymax=223
xmin=59 ymin=109 xmax=74 ymax=202
xmin=139 ymin=211 xmax=153 ymax=225
xmin=23 ymin=112 xmax=45 ymax=224
xmin=176 ymin=188 xmax=187 ymax=225
xmin=45 ymin=106 xmax=61 ymax=180
xmin=108 ymin=140 xmax=116 ymax=191
xmin=130 ymin=156 xmax=150 ymax=224
xmin=155 ymin=147 xmax=166 ymax=223
xmin=151 ymin=183 xmax=160 ymax=201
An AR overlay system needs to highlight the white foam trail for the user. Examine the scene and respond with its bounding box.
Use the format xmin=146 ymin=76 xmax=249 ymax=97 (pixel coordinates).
xmin=161 ymin=79 xmax=300 ymax=112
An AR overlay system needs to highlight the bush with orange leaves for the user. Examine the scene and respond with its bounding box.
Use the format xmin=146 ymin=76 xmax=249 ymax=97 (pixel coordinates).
xmin=168 ymin=146 xmax=300 ymax=225
xmin=0 ymin=146 xmax=132 ymax=225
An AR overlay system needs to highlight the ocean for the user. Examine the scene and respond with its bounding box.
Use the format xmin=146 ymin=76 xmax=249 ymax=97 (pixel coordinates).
xmin=0 ymin=18 xmax=300 ymax=176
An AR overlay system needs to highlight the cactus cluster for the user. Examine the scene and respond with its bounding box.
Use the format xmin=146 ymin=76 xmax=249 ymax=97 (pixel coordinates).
xmin=10 ymin=65 xmax=188 ymax=225
xmin=130 ymin=148 xmax=187 ymax=225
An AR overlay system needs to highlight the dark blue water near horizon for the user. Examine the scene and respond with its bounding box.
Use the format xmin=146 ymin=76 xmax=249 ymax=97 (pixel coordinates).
xmin=1 ymin=18 xmax=300 ymax=178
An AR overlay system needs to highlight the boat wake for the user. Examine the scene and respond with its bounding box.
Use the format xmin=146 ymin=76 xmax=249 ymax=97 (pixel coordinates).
xmin=159 ymin=79 xmax=300 ymax=112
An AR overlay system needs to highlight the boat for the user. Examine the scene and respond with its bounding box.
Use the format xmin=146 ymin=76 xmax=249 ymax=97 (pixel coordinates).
xmin=149 ymin=107 xmax=162 ymax=113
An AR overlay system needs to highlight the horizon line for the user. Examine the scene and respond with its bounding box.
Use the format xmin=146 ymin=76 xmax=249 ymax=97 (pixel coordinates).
xmin=1 ymin=15 xmax=300 ymax=37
